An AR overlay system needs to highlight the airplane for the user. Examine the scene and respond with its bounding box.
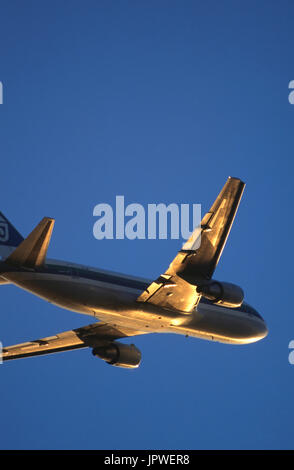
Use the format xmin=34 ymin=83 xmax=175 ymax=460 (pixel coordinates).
xmin=0 ymin=177 xmax=268 ymax=368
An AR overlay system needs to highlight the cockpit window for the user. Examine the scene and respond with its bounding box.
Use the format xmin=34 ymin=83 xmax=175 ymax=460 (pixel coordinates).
xmin=200 ymin=298 xmax=263 ymax=319
xmin=238 ymin=302 xmax=263 ymax=319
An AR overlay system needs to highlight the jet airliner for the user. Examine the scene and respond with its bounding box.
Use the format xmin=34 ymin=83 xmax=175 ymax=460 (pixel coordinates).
xmin=0 ymin=177 xmax=268 ymax=368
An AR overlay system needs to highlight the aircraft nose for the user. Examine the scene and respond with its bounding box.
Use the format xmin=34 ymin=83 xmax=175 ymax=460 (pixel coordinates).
xmin=254 ymin=318 xmax=268 ymax=342
xmin=243 ymin=303 xmax=268 ymax=342
xmin=259 ymin=320 xmax=268 ymax=339
xmin=243 ymin=318 xmax=268 ymax=344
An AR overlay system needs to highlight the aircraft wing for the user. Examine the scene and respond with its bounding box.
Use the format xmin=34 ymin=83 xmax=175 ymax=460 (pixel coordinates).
xmin=2 ymin=323 xmax=146 ymax=361
xmin=137 ymin=177 xmax=245 ymax=313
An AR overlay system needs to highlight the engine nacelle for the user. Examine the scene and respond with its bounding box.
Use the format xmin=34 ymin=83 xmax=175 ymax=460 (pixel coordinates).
xmin=92 ymin=342 xmax=141 ymax=369
xmin=197 ymin=280 xmax=244 ymax=308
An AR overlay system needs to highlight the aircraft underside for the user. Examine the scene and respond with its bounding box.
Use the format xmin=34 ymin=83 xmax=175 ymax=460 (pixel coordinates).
xmin=0 ymin=177 xmax=268 ymax=367
xmin=3 ymin=270 xmax=267 ymax=345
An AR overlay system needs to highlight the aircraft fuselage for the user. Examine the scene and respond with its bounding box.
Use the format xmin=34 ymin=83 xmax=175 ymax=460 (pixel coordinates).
xmin=0 ymin=258 xmax=268 ymax=345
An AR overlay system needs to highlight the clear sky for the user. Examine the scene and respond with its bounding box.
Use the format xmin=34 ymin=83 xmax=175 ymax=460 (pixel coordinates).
xmin=0 ymin=0 xmax=294 ymax=450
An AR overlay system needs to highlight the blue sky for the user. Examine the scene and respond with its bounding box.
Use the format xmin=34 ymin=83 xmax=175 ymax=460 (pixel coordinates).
xmin=0 ymin=0 xmax=294 ymax=449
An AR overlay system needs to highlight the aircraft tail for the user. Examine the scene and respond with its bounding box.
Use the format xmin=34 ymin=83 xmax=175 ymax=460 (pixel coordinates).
xmin=5 ymin=217 xmax=55 ymax=268
xmin=0 ymin=212 xmax=24 ymax=259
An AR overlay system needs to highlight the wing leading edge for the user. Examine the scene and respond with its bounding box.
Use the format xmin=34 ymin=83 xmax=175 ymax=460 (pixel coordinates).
xmin=2 ymin=323 xmax=146 ymax=361
xmin=137 ymin=177 xmax=245 ymax=313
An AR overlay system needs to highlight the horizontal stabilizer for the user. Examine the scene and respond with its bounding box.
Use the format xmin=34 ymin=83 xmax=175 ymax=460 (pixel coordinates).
xmin=6 ymin=217 xmax=55 ymax=268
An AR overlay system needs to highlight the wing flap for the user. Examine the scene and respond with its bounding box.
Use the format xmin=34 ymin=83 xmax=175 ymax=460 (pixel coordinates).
xmin=137 ymin=274 xmax=198 ymax=312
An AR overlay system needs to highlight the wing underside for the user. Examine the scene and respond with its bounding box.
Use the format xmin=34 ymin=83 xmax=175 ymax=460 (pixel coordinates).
xmin=137 ymin=177 xmax=245 ymax=313
xmin=2 ymin=323 xmax=146 ymax=361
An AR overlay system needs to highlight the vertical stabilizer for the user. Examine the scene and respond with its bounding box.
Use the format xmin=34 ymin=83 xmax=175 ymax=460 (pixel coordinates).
xmin=0 ymin=212 xmax=24 ymax=259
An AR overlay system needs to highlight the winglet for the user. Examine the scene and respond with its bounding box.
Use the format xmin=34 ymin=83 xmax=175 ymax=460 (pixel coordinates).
xmin=5 ymin=217 xmax=55 ymax=268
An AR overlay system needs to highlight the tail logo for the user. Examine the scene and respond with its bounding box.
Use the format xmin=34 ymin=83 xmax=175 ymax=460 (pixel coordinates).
xmin=0 ymin=222 xmax=9 ymax=242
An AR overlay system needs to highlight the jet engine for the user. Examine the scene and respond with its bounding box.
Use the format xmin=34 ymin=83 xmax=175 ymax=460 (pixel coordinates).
xmin=92 ymin=342 xmax=141 ymax=369
xmin=196 ymin=280 xmax=244 ymax=308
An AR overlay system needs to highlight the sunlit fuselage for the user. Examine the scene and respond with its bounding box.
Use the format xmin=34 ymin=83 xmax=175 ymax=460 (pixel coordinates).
xmin=1 ymin=258 xmax=268 ymax=345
